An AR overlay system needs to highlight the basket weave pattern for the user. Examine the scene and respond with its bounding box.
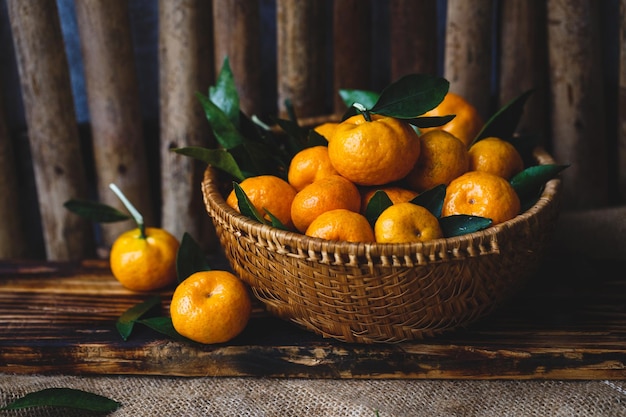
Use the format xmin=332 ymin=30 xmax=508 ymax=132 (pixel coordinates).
xmin=202 ymin=147 xmax=561 ymax=343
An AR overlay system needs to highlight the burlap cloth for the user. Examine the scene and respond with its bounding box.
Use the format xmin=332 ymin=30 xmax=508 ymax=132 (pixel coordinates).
xmin=1 ymin=374 xmax=625 ymax=416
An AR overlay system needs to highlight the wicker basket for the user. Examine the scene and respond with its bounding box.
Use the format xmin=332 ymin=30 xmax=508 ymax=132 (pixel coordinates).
xmin=201 ymin=147 xmax=562 ymax=344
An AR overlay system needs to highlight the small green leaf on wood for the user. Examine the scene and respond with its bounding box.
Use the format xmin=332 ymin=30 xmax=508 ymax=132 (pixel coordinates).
xmin=116 ymin=295 xmax=162 ymax=341
xmin=370 ymin=74 xmax=449 ymax=119
xmin=411 ymin=184 xmax=446 ymax=218
xmin=439 ymin=215 xmax=492 ymax=238
xmin=176 ymin=232 xmax=211 ymax=284
xmin=472 ymin=89 xmax=534 ymax=145
xmin=510 ymin=164 xmax=569 ymax=202
xmin=172 ymin=146 xmax=245 ymax=181
xmin=233 ymin=182 xmax=269 ymax=225
xmin=137 ymin=316 xmax=192 ymax=343
xmin=63 ymin=199 xmax=130 ymax=223
xmin=364 ymin=190 xmax=394 ymax=227
xmin=0 ymin=388 xmax=121 ymax=412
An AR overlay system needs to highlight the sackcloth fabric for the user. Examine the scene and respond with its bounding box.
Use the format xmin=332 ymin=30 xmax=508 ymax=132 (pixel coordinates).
xmin=1 ymin=375 xmax=625 ymax=416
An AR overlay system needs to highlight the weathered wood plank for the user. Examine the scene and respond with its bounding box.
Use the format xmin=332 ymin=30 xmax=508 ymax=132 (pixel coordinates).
xmin=0 ymin=256 xmax=625 ymax=379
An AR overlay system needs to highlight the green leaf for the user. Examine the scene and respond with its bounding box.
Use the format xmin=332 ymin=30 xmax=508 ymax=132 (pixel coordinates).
xmin=172 ymin=146 xmax=245 ymax=181
xmin=116 ymin=295 xmax=162 ymax=341
xmin=439 ymin=215 xmax=492 ymax=238
xmin=364 ymin=190 xmax=394 ymax=227
xmin=408 ymin=115 xmax=456 ymax=129
xmin=473 ymin=89 xmax=534 ymax=145
xmin=510 ymin=164 xmax=569 ymax=203
xmin=196 ymin=91 xmax=246 ymax=149
xmin=265 ymin=209 xmax=289 ymax=231
xmin=370 ymin=74 xmax=449 ymax=119
xmin=176 ymin=232 xmax=211 ymax=283
xmin=138 ymin=316 xmax=192 ymax=342
xmin=233 ymin=182 xmax=269 ymax=225
xmin=209 ymin=56 xmax=240 ymax=127
xmin=0 ymin=388 xmax=121 ymax=412
xmin=411 ymin=184 xmax=446 ymax=218
xmin=63 ymin=199 xmax=130 ymax=223
xmin=338 ymin=88 xmax=380 ymax=110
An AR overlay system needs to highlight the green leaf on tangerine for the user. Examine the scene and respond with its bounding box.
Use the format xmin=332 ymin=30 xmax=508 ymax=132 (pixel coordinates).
xmin=209 ymin=56 xmax=240 ymax=127
xmin=439 ymin=215 xmax=492 ymax=238
xmin=472 ymin=89 xmax=534 ymax=145
xmin=364 ymin=190 xmax=393 ymax=227
xmin=0 ymin=388 xmax=121 ymax=412
xmin=370 ymin=74 xmax=449 ymax=119
xmin=510 ymin=164 xmax=569 ymax=202
xmin=265 ymin=209 xmax=289 ymax=231
xmin=176 ymin=232 xmax=211 ymax=283
xmin=196 ymin=91 xmax=246 ymax=149
xmin=411 ymin=184 xmax=446 ymax=218
xmin=233 ymin=182 xmax=269 ymax=225
xmin=172 ymin=146 xmax=245 ymax=181
xmin=339 ymin=88 xmax=380 ymax=110
xmin=408 ymin=115 xmax=456 ymax=129
xmin=63 ymin=199 xmax=131 ymax=223
xmin=116 ymin=295 xmax=162 ymax=341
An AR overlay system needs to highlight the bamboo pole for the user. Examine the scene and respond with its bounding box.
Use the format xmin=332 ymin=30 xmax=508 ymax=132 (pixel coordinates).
xmin=547 ymin=0 xmax=608 ymax=209
xmin=6 ymin=0 xmax=93 ymax=260
xmin=276 ymin=0 xmax=327 ymax=118
xmin=213 ymin=0 xmax=262 ymax=117
xmin=0 ymin=97 xmax=27 ymax=259
xmin=443 ymin=0 xmax=493 ymax=119
xmin=498 ymin=0 xmax=550 ymax=141
xmin=332 ymin=0 xmax=371 ymax=114
xmin=389 ymin=0 xmax=438 ymax=80
xmin=74 ymin=1 xmax=155 ymax=249
xmin=159 ymin=0 xmax=215 ymax=250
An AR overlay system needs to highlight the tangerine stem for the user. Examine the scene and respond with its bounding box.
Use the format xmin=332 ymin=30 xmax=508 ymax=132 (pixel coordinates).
xmin=109 ymin=183 xmax=146 ymax=239
xmin=352 ymin=102 xmax=371 ymax=122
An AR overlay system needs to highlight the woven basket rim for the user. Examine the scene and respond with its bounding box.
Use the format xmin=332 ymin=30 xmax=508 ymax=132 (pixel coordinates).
xmin=202 ymin=146 xmax=561 ymax=263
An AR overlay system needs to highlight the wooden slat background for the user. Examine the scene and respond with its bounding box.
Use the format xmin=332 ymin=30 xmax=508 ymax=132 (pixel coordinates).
xmin=0 ymin=0 xmax=624 ymax=261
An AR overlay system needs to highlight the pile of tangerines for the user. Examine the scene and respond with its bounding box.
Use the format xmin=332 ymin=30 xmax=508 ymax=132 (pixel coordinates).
xmin=226 ymin=92 xmax=525 ymax=244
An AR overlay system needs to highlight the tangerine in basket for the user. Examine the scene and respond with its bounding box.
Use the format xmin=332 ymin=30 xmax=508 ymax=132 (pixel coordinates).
xmin=420 ymin=91 xmax=484 ymax=147
xmin=290 ymin=174 xmax=361 ymax=233
xmin=313 ymin=122 xmax=339 ymax=140
xmin=359 ymin=185 xmax=419 ymax=214
xmin=327 ymin=114 xmax=420 ymax=186
xmin=170 ymin=270 xmax=252 ymax=344
xmin=468 ymin=137 xmax=525 ymax=180
xmin=442 ymin=170 xmax=521 ymax=225
xmin=374 ymin=202 xmax=443 ymax=243
xmin=305 ymin=208 xmax=375 ymax=243
xmin=287 ymin=145 xmax=340 ymax=191
xmin=404 ymin=129 xmax=470 ymax=192
xmin=226 ymin=175 xmax=297 ymax=229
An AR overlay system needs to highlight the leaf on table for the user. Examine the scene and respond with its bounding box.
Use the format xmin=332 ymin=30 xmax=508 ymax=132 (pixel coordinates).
xmin=116 ymin=295 xmax=162 ymax=341
xmin=0 ymin=388 xmax=121 ymax=413
xmin=176 ymin=232 xmax=212 ymax=283
xmin=63 ymin=199 xmax=130 ymax=223
xmin=138 ymin=316 xmax=192 ymax=343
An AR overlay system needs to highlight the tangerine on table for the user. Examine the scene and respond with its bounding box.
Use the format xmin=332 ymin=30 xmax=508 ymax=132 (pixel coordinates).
xmin=374 ymin=202 xmax=443 ymax=243
xmin=359 ymin=185 xmax=419 ymax=214
xmin=305 ymin=209 xmax=375 ymax=243
xmin=468 ymin=137 xmax=525 ymax=180
xmin=442 ymin=170 xmax=521 ymax=225
xmin=404 ymin=129 xmax=470 ymax=192
xmin=287 ymin=145 xmax=339 ymax=191
xmin=109 ymin=227 xmax=180 ymax=292
xmin=327 ymin=114 xmax=420 ymax=186
xmin=290 ymin=174 xmax=361 ymax=233
xmin=420 ymin=91 xmax=484 ymax=147
xmin=226 ymin=175 xmax=297 ymax=229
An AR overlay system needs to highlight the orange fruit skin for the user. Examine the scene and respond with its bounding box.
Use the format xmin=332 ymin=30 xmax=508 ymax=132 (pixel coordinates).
xmin=290 ymin=174 xmax=361 ymax=233
xmin=359 ymin=186 xmax=419 ymax=214
xmin=468 ymin=137 xmax=524 ymax=180
xmin=442 ymin=171 xmax=521 ymax=225
xmin=287 ymin=145 xmax=340 ymax=191
xmin=226 ymin=175 xmax=297 ymax=229
xmin=110 ymin=227 xmax=180 ymax=292
xmin=170 ymin=270 xmax=252 ymax=344
xmin=327 ymin=114 xmax=421 ymax=186
xmin=374 ymin=202 xmax=443 ymax=243
xmin=305 ymin=209 xmax=375 ymax=243
xmin=313 ymin=122 xmax=339 ymax=140
xmin=420 ymin=92 xmax=484 ymax=147
xmin=404 ymin=129 xmax=470 ymax=192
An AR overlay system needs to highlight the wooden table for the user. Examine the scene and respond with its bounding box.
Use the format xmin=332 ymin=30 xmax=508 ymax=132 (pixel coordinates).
xmin=1 ymin=254 xmax=625 ymax=379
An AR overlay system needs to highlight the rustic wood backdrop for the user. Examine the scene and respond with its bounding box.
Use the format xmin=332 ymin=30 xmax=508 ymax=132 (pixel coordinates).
xmin=0 ymin=0 xmax=624 ymax=261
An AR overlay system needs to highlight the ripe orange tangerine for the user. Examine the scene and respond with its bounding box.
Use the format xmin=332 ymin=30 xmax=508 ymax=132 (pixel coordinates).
xmin=305 ymin=209 xmax=375 ymax=243
xmin=420 ymin=92 xmax=484 ymax=147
